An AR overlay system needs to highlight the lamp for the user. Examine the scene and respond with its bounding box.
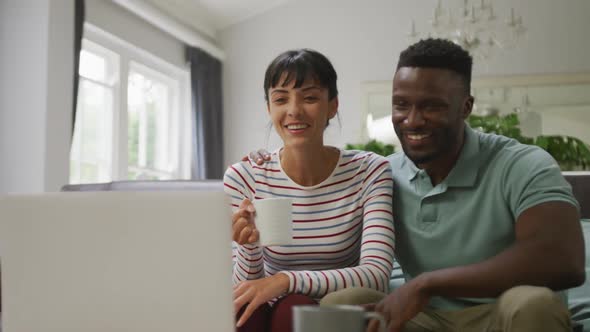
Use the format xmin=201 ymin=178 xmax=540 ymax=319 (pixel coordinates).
xmin=408 ymin=0 xmax=526 ymax=59
xmin=513 ymin=92 xmax=542 ymax=137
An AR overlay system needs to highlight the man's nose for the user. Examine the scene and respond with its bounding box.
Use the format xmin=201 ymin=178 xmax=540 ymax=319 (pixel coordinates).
xmin=404 ymin=107 xmax=426 ymax=127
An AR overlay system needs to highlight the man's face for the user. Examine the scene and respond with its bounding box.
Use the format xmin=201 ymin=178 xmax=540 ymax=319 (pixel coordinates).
xmin=392 ymin=67 xmax=473 ymax=166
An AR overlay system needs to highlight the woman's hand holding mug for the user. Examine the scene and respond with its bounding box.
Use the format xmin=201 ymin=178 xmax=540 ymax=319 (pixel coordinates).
xmin=231 ymin=198 xmax=259 ymax=245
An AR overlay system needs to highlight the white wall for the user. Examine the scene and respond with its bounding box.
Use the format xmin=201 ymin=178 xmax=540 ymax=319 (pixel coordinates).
xmin=45 ymin=1 xmax=75 ymax=192
xmin=0 ymin=0 xmax=196 ymax=193
xmin=219 ymin=0 xmax=590 ymax=165
xmin=85 ymin=0 xmax=187 ymax=69
xmin=0 ymin=0 xmax=74 ymax=193
xmin=541 ymin=106 xmax=590 ymax=146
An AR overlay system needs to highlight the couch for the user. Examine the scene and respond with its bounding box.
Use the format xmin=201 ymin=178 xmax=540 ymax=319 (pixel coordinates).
xmin=62 ymin=173 xmax=590 ymax=331
xmin=61 ymin=179 xmax=223 ymax=192
xmin=566 ymin=171 xmax=590 ymax=331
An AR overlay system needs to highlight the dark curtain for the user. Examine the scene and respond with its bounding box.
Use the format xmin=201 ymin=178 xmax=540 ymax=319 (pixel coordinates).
xmin=186 ymin=47 xmax=224 ymax=179
xmin=72 ymin=0 xmax=85 ymax=135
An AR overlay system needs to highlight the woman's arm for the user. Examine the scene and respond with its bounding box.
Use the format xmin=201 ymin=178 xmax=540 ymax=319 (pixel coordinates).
xmin=224 ymin=162 xmax=265 ymax=284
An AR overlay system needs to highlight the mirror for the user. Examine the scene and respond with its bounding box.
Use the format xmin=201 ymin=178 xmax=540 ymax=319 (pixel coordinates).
xmin=360 ymin=73 xmax=590 ymax=151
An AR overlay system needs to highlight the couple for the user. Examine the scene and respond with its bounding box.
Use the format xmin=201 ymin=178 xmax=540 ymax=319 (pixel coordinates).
xmin=223 ymin=39 xmax=586 ymax=332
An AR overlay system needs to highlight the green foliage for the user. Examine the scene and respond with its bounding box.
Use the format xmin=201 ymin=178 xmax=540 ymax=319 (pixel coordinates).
xmin=468 ymin=114 xmax=533 ymax=144
xmin=534 ymin=135 xmax=590 ymax=170
xmin=468 ymin=114 xmax=590 ymax=170
xmin=346 ymin=139 xmax=396 ymax=157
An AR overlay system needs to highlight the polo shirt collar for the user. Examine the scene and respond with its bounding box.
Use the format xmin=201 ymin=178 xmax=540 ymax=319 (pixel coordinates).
xmin=445 ymin=125 xmax=481 ymax=187
xmin=401 ymin=152 xmax=421 ymax=181
xmin=401 ymin=125 xmax=481 ymax=187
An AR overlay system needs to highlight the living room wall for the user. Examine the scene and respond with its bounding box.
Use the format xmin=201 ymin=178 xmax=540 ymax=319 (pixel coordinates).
xmin=85 ymin=0 xmax=187 ymax=69
xmin=0 ymin=0 xmax=74 ymax=193
xmin=0 ymin=0 xmax=192 ymax=193
xmin=219 ymin=0 xmax=590 ymax=166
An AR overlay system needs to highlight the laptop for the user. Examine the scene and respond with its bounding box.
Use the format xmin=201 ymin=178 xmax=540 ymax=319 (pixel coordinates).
xmin=0 ymin=191 xmax=234 ymax=332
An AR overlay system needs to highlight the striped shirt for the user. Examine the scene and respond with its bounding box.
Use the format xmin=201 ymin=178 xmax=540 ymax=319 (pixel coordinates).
xmin=223 ymin=149 xmax=395 ymax=298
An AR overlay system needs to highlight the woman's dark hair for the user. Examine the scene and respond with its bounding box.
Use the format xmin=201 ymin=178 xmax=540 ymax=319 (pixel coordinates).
xmin=264 ymin=49 xmax=338 ymax=102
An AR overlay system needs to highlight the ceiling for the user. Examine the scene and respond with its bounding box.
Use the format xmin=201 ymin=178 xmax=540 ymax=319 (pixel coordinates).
xmin=144 ymin=0 xmax=291 ymax=37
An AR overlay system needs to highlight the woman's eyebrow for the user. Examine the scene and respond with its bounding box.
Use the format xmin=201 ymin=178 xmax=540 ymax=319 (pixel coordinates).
xmin=300 ymin=86 xmax=321 ymax=92
xmin=270 ymin=89 xmax=289 ymax=95
xmin=270 ymin=86 xmax=321 ymax=95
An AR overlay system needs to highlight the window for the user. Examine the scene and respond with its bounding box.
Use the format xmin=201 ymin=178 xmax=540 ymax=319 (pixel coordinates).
xmin=127 ymin=62 xmax=181 ymax=180
xmin=70 ymin=42 xmax=117 ymax=184
xmin=70 ymin=25 xmax=191 ymax=184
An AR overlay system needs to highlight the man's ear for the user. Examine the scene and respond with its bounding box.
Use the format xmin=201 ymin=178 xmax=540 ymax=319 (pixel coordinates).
xmin=328 ymin=96 xmax=339 ymax=119
xmin=462 ymin=96 xmax=474 ymax=119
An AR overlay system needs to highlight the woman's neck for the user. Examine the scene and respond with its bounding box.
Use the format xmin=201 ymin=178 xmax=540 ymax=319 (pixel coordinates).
xmin=280 ymin=145 xmax=339 ymax=187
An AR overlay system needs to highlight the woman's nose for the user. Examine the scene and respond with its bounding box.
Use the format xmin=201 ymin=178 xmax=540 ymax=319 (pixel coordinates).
xmin=287 ymin=99 xmax=304 ymax=117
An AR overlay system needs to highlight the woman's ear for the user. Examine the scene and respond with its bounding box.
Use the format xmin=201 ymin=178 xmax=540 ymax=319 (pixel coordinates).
xmin=328 ymin=96 xmax=339 ymax=119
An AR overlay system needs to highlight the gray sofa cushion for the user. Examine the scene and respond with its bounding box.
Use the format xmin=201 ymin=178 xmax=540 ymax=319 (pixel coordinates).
xmin=61 ymin=180 xmax=223 ymax=192
xmin=564 ymin=172 xmax=590 ymax=219
xmin=569 ymin=219 xmax=590 ymax=332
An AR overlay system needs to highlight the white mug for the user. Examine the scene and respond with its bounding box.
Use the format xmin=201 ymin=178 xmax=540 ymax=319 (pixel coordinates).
xmin=293 ymin=305 xmax=386 ymax=332
xmin=253 ymin=197 xmax=293 ymax=246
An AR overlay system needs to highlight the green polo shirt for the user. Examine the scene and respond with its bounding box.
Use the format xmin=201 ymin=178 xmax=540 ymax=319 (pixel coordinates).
xmin=389 ymin=125 xmax=580 ymax=309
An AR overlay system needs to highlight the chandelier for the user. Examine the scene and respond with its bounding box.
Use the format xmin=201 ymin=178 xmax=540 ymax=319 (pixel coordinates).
xmin=408 ymin=0 xmax=527 ymax=59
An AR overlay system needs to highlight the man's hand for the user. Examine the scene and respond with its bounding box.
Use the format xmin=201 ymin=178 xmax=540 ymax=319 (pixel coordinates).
xmin=367 ymin=276 xmax=431 ymax=332
xmin=241 ymin=149 xmax=271 ymax=165
xmin=233 ymin=273 xmax=290 ymax=327
xmin=232 ymin=198 xmax=259 ymax=245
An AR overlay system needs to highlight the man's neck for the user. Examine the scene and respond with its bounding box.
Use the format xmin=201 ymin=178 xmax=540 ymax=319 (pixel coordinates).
xmin=418 ymin=132 xmax=466 ymax=187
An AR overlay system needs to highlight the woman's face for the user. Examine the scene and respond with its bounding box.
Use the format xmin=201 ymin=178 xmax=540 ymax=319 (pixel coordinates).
xmin=267 ymin=75 xmax=338 ymax=149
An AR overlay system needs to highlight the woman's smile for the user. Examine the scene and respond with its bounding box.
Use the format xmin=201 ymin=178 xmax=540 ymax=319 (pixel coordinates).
xmin=284 ymin=122 xmax=310 ymax=135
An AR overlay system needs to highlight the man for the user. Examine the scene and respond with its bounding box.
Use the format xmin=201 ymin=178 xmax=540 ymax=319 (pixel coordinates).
xmin=250 ymin=39 xmax=586 ymax=332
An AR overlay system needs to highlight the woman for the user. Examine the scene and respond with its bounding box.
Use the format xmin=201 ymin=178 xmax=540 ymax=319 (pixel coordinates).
xmin=223 ymin=49 xmax=394 ymax=332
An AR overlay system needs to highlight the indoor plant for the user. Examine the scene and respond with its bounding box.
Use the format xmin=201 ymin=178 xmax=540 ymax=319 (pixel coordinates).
xmin=468 ymin=113 xmax=590 ymax=170
xmin=345 ymin=140 xmax=396 ymax=157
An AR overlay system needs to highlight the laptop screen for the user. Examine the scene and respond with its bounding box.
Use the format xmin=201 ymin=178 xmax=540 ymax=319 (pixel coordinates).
xmin=0 ymin=191 xmax=234 ymax=332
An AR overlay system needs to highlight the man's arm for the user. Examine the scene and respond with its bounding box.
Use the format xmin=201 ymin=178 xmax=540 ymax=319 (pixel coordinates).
xmin=372 ymin=201 xmax=585 ymax=332
xmin=243 ymin=149 xmax=271 ymax=164
xmin=420 ymin=200 xmax=585 ymax=298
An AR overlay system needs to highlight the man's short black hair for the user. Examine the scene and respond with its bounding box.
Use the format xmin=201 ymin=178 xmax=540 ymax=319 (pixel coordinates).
xmin=264 ymin=49 xmax=338 ymax=102
xmin=396 ymin=38 xmax=473 ymax=94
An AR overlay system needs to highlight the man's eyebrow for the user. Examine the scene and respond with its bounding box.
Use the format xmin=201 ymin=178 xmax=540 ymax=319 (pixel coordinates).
xmin=420 ymin=97 xmax=448 ymax=104
xmin=270 ymin=89 xmax=289 ymax=94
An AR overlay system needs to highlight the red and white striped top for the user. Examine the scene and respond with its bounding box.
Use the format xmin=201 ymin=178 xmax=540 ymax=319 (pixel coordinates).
xmin=223 ymin=149 xmax=395 ymax=298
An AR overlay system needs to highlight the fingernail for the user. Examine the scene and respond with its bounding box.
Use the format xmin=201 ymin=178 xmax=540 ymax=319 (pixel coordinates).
xmin=247 ymin=205 xmax=255 ymax=213
xmin=256 ymin=158 xmax=262 ymax=163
